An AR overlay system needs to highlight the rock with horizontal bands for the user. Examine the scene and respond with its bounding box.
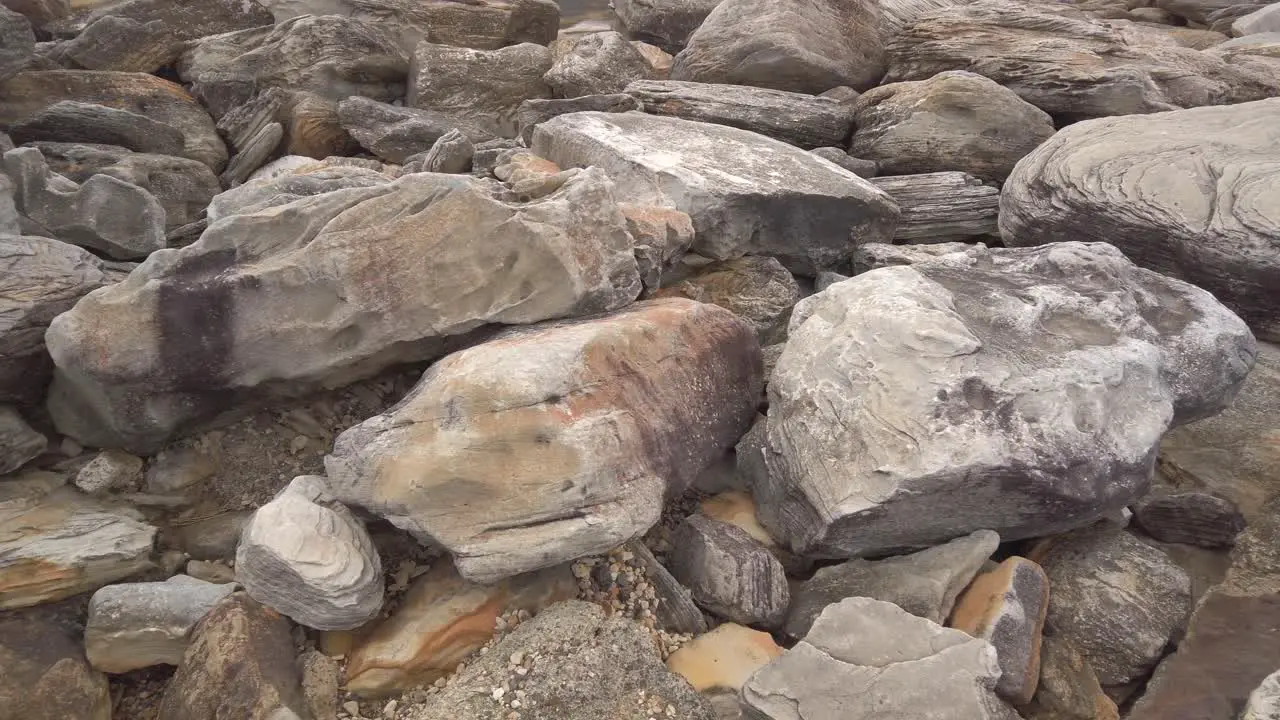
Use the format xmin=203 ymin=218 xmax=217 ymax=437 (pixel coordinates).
xmin=870 ymin=171 xmax=999 ymax=243
xmin=668 ymin=514 xmax=790 ymax=626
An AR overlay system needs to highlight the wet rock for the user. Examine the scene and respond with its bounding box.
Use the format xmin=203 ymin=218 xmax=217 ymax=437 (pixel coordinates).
xmin=73 ymin=449 xmax=143 ymax=494
xmin=326 ymin=298 xmax=762 ymax=582
xmin=0 ymin=4 xmax=34 ymax=83
xmin=622 ymin=202 xmax=695 ymax=290
xmin=532 ymin=111 xmax=899 ymax=276
xmin=668 ymin=514 xmax=790 ymax=626
xmin=671 ymin=0 xmax=885 ymax=93
xmin=338 ymin=96 xmax=494 ymax=164
xmin=1023 ymin=634 xmax=1119 ymax=720
xmin=344 ymin=561 xmax=575 ymax=696
xmin=1000 ymin=99 xmax=1280 ymax=342
xmin=810 ymin=147 xmax=878 ymax=177
xmin=849 ymin=70 xmax=1055 ymax=181
xmin=408 ymin=129 xmax=473 ymax=174
xmin=869 ymin=171 xmax=999 ymax=243
xmin=84 ymin=575 xmax=237 ymax=673
xmin=783 ymin=530 xmax=998 ymax=640
xmin=546 ymin=31 xmax=652 ymax=97
xmin=666 ymin=622 xmax=782 ymax=691
xmin=652 ymin=256 xmax=799 ymax=342
xmin=408 ymin=41 xmax=552 ymax=138
xmin=612 ymin=0 xmax=724 ymax=53
xmin=516 ymin=93 xmax=640 ymax=145
xmin=0 ymin=617 xmax=111 ymax=720
xmin=951 ymin=556 xmax=1051 ymax=704
xmin=1133 ymin=491 xmax=1246 ymax=548
xmin=0 ymin=405 xmax=44 ymax=473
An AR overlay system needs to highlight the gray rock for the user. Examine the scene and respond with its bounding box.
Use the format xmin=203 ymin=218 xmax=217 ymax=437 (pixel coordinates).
xmin=1245 ymin=669 xmax=1280 ymax=720
xmin=652 ymin=255 xmax=799 ymax=342
xmin=784 ymin=529 xmax=998 ymax=640
xmin=742 ymin=597 xmax=1020 ymax=720
xmin=516 ymin=93 xmax=640 ymax=145
xmin=813 ymin=270 xmax=850 ymax=292
xmin=612 ymin=0 xmax=724 ymax=53
xmin=144 ymin=447 xmax=217 ymax=494
xmin=870 ymin=172 xmax=999 ymax=243
xmin=879 ymin=0 xmax=978 ymax=36
xmin=1234 ymin=3 xmax=1280 ymax=34
xmin=2 ymin=146 xmax=165 ymax=259
xmin=0 ymin=0 xmax=69 ymax=29
xmin=216 ymin=88 xmax=288 ymax=157
xmin=1157 ymin=0 xmax=1271 ymax=24
xmin=298 ymin=649 xmax=340 ymax=720
xmin=47 ymin=167 xmax=641 ymax=452
xmin=626 ymin=79 xmax=855 ymax=149
xmin=849 ymin=70 xmax=1056 ymax=182
xmin=0 ymin=232 xmax=107 ymax=404
xmin=0 ymin=617 xmax=111 ymax=720
xmin=1036 ymin=527 xmax=1191 ymax=686
xmin=624 ymin=538 xmax=707 ymax=634
xmin=671 ymin=0 xmax=885 ymax=93
xmin=850 ymin=241 xmax=979 ymax=275
xmin=325 ymin=298 xmax=762 ymax=583
xmin=759 ymin=242 xmax=1255 ymax=558
xmin=219 ymin=122 xmax=282 ymax=187
xmin=1134 ymin=491 xmax=1246 ymax=548
xmin=338 ymin=96 xmax=495 ymax=164
xmin=950 ymin=556 xmax=1051 ymax=704
xmin=236 ymin=476 xmax=383 ymax=631
xmin=810 ymin=147 xmax=877 ymax=178
xmin=408 ymin=129 xmax=473 ymax=174
xmin=85 ymin=575 xmax=238 ymax=673
xmin=0 ymin=405 xmax=44 ymax=473
xmin=0 ymin=4 xmax=34 ymax=82
xmin=668 ymin=514 xmax=789 ymax=626
xmin=83 ymin=0 xmax=271 ymax=40
xmin=545 ymin=31 xmax=652 ymax=97
xmin=9 ymin=100 xmax=185 ymax=161
xmin=205 ymin=162 xmax=390 ymax=222
xmin=1000 ymin=99 xmax=1280 ymax=342
xmin=532 ymin=111 xmax=899 ymax=276
xmin=74 ymin=449 xmax=143 ymax=494
xmin=408 ymin=42 xmax=552 ymax=138
xmin=163 ymin=511 xmax=251 ymax=561
xmin=621 ymin=202 xmax=695 ymax=290
xmin=51 ymin=16 xmax=183 ymax=73
xmin=471 ymin=137 xmax=524 ymax=175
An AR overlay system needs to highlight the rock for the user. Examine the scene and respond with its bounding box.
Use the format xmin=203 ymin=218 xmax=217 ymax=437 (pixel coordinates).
xmin=217 ymin=87 xmax=288 ymax=156
xmin=0 ymin=617 xmax=111 ymax=720
xmin=1245 ymin=670 xmax=1280 ymax=720
xmin=338 ymin=96 xmax=494 ymax=164
xmin=410 ymin=129 xmax=473 ymax=174
xmin=813 ymin=270 xmax=850 ymax=292
xmin=625 ymin=79 xmax=854 ymax=150
xmin=699 ymin=491 xmax=777 ymax=549
xmin=0 ymin=5 xmax=34 ymax=83
xmin=742 ymin=597 xmax=1019 ymax=720
xmin=869 ymin=171 xmax=998 ymax=243
xmin=810 ymin=147 xmax=877 ymax=178
xmin=1023 ymin=634 xmax=1119 ymax=720
xmin=1156 ymin=0 xmax=1271 ymax=24
xmin=84 ymin=575 xmax=238 ymax=673
xmin=849 ymin=241 xmax=978 ymax=274
xmin=344 ymin=561 xmax=575 ymax=695
xmin=0 ymin=472 xmax=156 ymax=609
xmin=280 ymin=91 xmax=359 ymax=159
xmin=632 ymin=39 xmax=673 ymax=76
xmin=1133 ymin=491 xmax=1246 ymax=547
xmin=666 ymin=622 xmax=782 ymax=691
xmin=1 ymin=0 xmax=69 ymax=28
xmin=145 ymin=448 xmax=217 ymax=494
xmin=668 ymin=514 xmax=789 ymax=626
xmin=622 ymin=202 xmax=695 ymax=290
xmin=1235 ymin=3 xmax=1280 ymax=34
xmin=623 ymin=537 xmax=707 ymax=634
xmin=0 ymin=70 xmax=227 ymax=170
xmin=164 ymin=511 xmax=251 ymax=561
xmin=408 ymin=42 xmax=551 ymax=138
xmin=849 ymin=70 xmax=1055 ymax=182
xmin=2 ymin=146 xmax=165 ymax=259
xmin=758 ymin=242 xmax=1255 ymax=558
xmin=951 ymin=557 xmax=1051 ymax=704
xmin=533 ymin=111 xmax=899 ymax=276
xmin=298 ymin=649 xmax=340 ymax=720
xmin=1000 ymin=99 xmax=1280 ymax=342
xmin=51 ymin=15 xmax=183 ymax=72
xmin=612 ymin=0 xmax=723 ymax=53
xmin=0 ymin=405 xmax=44 ymax=473
xmin=879 ymin=0 xmax=977 ymax=35
xmin=74 ymin=450 xmax=143 ymax=494
xmin=783 ymin=530 xmax=998 ymax=640
xmin=326 ymin=298 xmax=761 ymax=582
xmin=671 ymin=0 xmax=885 ymax=93
xmin=405 ymin=600 xmax=716 ymax=720
xmin=545 ymin=31 xmax=652 ymax=97
xmin=185 ymin=559 xmax=235 ymax=584
xmin=516 ymin=93 xmax=640 ymax=145
xmin=219 ymin=122 xmax=282 ymax=187
xmin=158 ymin=592 xmax=311 ymax=720
xmin=83 ymin=0 xmax=271 ymax=40
xmin=652 ymin=256 xmax=799 ymax=342
xmin=236 ymin=476 xmax=383 ymax=631
xmin=46 ymin=167 xmax=642 ymax=453
xmin=9 ymin=101 xmax=182 ymax=157
xmin=177 ymin=15 xmax=408 ymax=121
xmin=204 ymin=162 xmax=389 ymax=222
xmin=1033 ymin=527 xmax=1191 ymax=686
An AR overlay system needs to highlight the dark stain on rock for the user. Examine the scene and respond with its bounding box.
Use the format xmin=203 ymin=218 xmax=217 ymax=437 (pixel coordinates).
xmin=157 ymin=249 xmax=237 ymax=393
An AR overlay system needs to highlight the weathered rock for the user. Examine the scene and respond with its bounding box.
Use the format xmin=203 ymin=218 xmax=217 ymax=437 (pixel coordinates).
xmin=951 ymin=556 xmax=1051 ymax=704
xmin=533 ymin=111 xmax=899 ymax=276
xmin=158 ymin=592 xmax=311 ymax=720
xmin=1245 ymin=669 xmax=1280 ymax=720
xmin=879 ymin=0 xmax=978 ymax=36
xmin=783 ymin=530 xmax=998 ymax=640
xmin=408 ymin=42 xmax=551 ymax=138
xmin=0 ymin=0 xmax=69 ymax=28
xmin=699 ymin=491 xmax=777 ymax=549
xmin=186 ymin=559 xmax=235 ymax=584
xmin=0 ymin=472 xmax=156 ymax=609
xmin=51 ymin=15 xmax=182 ymax=72
xmin=885 ymin=0 xmax=1277 ymax=120
xmin=624 ymin=537 xmax=707 ymax=634
xmin=652 ymin=256 xmax=799 ymax=342
xmin=671 ymin=0 xmax=885 ymax=93
xmin=1033 ymin=527 xmax=1190 ymax=686
xmin=473 ymin=137 xmax=526 ymax=174
xmin=612 ymin=0 xmax=723 ymax=52
xmin=219 ymin=122 xmax=282 ymax=187
xmin=516 ymin=93 xmax=639 ymax=145
xmin=666 ymin=622 xmax=782 ymax=691
xmin=164 ymin=510 xmax=251 ymax=561
xmin=849 ymin=241 xmax=978 ymax=274
xmin=1133 ymin=491 xmax=1246 ymax=547
xmin=74 ymin=449 xmax=143 ymax=494
xmin=545 ymin=31 xmax=652 ymax=97
xmin=870 ymin=172 xmax=999 ymax=243
xmin=668 ymin=514 xmax=789 ymax=626
xmin=205 ymin=162 xmax=390 ymax=222
xmin=405 ymin=600 xmax=716 ymax=720
xmin=84 ymin=0 xmax=271 ymax=40
xmin=0 ymin=405 xmax=43 ymax=473
xmin=280 ymin=91 xmax=359 ymax=159
xmin=298 ymin=649 xmax=340 ymax=720
xmin=1000 ymin=99 xmax=1280 ymax=342
xmin=46 ymin=167 xmax=642 ymax=452
xmin=1235 ymin=3 xmax=1280 ymax=34
xmin=849 ymin=70 xmax=1055 ymax=182
xmin=145 ymin=447 xmax=217 ymax=494
xmin=0 ymin=4 xmax=34 ymax=83
xmin=743 ymin=597 xmax=1019 ymax=720
xmin=758 ymin=242 xmax=1255 ymax=558
xmin=621 ymin=202 xmax=695 ymax=290
xmin=3 ymin=146 xmax=165 ymax=259
xmin=338 ymin=96 xmax=494 ymax=164
xmin=217 ymin=88 xmax=288 ymax=156
xmin=326 ymin=298 xmax=761 ymax=582
xmin=632 ymin=39 xmax=673 ymax=75
xmin=0 ymin=617 xmax=111 ymax=720
xmin=84 ymin=575 xmax=238 ymax=673
xmin=1023 ymin=634 xmax=1119 ymax=720
xmin=344 ymin=561 xmax=575 ymax=696
xmin=409 ymin=129 xmax=473 ymax=174
xmin=10 ymin=100 xmax=182 ymax=157
xmin=1156 ymin=0 xmax=1271 ymax=24
xmin=810 ymin=147 xmax=877 ymax=178
xmin=625 ymin=79 xmax=854 ymax=149
xmin=236 ymin=476 xmax=383 ymax=631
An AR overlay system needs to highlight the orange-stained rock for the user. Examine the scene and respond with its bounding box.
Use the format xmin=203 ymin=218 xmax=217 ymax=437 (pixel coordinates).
xmin=283 ymin=93 xmax=359 ymax=159
xmin=344 ymin=560 xmax=576 ymax=696
xmin=619 ymin=203 xmax=694 ymax=290
xmin=666 ymin=622 xmax=783 ymax=692
xmin=950 ymin=556 xmax=1050 ymax=704
xmin=700 ymin=491 xmax=777 ymax=548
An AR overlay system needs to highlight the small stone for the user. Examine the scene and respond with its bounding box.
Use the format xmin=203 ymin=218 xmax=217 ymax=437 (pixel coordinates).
xmin=185 ymin=559 xmax=236 ymax=584
xmin=74 ymin=449 xmax=143 ymax=494
xmin=344 ymin=700 xmax=361 ymax=717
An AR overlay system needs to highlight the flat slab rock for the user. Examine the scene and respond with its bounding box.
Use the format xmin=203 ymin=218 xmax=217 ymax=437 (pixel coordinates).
xmin=532 ymin=110 xmax=898 ymax=276
xmin=869 ymin=171 xmax=999 ymax=243
xmin=757 ymin=242 xmax=1255 ymax=558
xmin=85 ymin=575 xmax=237 ymax=673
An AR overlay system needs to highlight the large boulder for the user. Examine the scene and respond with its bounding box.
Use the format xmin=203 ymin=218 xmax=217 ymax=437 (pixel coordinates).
xmin=84 ymin=575 xmax=238 ymax=673
xmin=884 ymin=0 xmax=1278 ymax=120
xmin=849 ymin=70 xmax=1056 ymax=182
xmin=325 ymin=298 xmax=762 ymax=582
xmin=532 ymin=111 xmax=899 ymax=276
xmin=612 ymin=0 xmax=724 ymax=53
xmin=0 ymin=4 xmax=34 ymax=83
xmin=407 ymin=41 xmax=552 ymax=137
xmin=49 ymin=15 xmax=185 ymax=73
xmin=1000 ymin=99 xmax=1280 ymax=342
xmin=1234 ymin=3 xmax=1280 ymax=34
xmin=756 ymin=242 xmax=1255 ymax=558
xmin=671 ymin=0 xmax=885 ymax=93
xmin=545 ymin=31 xmax=653 ymax=97
xmin=45 ymin=168 xmax=642 ymax=453
xmin=337 ymin=96 xmax=495 ymax=164
xmin=0 ymin=618 xmax=111 ymax=720
xmin=82 ymin=0 xmax=271 ymax=40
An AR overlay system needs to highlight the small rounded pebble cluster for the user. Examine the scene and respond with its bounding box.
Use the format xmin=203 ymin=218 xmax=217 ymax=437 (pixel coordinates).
xmin=572 ymin=546 xmax=694 ymax=659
